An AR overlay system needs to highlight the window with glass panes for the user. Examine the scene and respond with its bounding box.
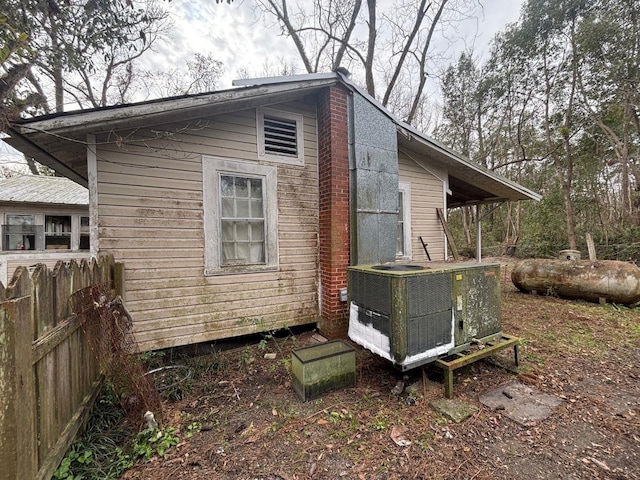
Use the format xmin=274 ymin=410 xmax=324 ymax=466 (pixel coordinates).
xmin=220 ymin=175 xmax=265 ymax=266
xmin=3 ymin=214 xmax=37 ymax=250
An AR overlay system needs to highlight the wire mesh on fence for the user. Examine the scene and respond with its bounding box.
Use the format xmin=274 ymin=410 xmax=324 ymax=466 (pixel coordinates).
xmin=71 ymin=282 xmax=162 ymax=425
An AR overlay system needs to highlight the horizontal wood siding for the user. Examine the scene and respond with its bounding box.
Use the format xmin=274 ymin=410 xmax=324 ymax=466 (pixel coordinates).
xmin=398 ymin=152 xmax=446 ymax=261
xmin=96 ymin=103 xmax=319 ymax=350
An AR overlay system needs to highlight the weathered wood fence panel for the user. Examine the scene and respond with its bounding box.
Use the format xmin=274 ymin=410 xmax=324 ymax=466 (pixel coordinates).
xmin=0 ymin=255 xmax=122 ymax=480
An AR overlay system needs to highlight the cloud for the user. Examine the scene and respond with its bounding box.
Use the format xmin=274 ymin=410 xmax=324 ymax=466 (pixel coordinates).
xmin=146 ymin=0 xmax=298 ymax=89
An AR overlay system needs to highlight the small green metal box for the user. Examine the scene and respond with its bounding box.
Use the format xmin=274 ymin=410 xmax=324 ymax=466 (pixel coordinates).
xmin=291 ymin=340 xmax=356 ymax=401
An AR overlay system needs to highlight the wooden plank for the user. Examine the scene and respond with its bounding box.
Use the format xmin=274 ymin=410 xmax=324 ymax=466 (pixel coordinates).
xmin=0 ymin=300 xmax=18 ymax=480
xmin=125 ymin=272 xmax=317 ymax=296
xmin=6 ymin=266 xmax=31 ymax=299
xmin=136 ymin=311 xmax=317 ymax=351
xmin=36 ymin=354 xmax=54 ymax=464
xmin=31 ymin=315 xmax=84 ymax=364
xmin=35 ymin=377 xmax=104 ymax=480
xmin=32 ymin=265 xmax=55 ymax=336
xmin=99 ymin=227 xmax=205 ymax=239
xmin=124 ymin=267 xmax=316 ymax=288
xmin=99 ymin=216 xmax=202 ymax=229
xmin=56 ymin=339 xmax=72 ymax=448
xmin=434 ymin=335 xmax=521 ymax=398
xmin=436 ymin=208 xmax=460 ymax=261
xmin=133 ymin=298 xmax=319 ymax=332
xmin=10 ymin=296 xmax=38 ymax=478
xmin=435 ymin=336 xmax=520 ymax=370
xmin=127 ymin=283 xmax=317 ymax=311
xmin=53 ymin=262 xmax=72 ymax=324
xmin=99 ymin=182 xmax=203 ymax=200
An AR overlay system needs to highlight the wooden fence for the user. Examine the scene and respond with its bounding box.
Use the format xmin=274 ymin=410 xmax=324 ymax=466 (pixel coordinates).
xmin=0 ymin=255 xmax=123 ymax=480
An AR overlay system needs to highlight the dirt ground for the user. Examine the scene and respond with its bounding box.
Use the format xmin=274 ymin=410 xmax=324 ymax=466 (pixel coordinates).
xmin=123 ymin=260 xmax=640 ymax=480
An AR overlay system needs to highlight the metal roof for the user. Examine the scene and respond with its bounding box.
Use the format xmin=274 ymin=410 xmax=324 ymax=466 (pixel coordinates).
xmin=0 ymin=175 xmax=88 ymax=206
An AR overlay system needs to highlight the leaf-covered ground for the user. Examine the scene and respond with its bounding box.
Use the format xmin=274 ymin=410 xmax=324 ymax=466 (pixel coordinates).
xmin=123 ymin=260 xmax=640 ymax=480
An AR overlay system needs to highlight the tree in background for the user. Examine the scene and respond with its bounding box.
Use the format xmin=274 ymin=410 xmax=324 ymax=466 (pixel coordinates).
xmin=133 ymin=53 xmax=225 ymax=99
xmin=255 ymin=0 xmax=477 ymax=129
xmin=438 ymin=0 xmax=640 ymax=260
xmin=0 ymin=0 xmax=170 ymax=115
xmin=575 ymin=0 xmax=640 ymax=227
xmin=0 ymin=12 xmax=39 ymax=129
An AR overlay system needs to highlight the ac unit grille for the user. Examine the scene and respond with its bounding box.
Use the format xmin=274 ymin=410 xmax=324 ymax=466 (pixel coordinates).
xmin=349 ymin=271 xmax=391 ymax=315
xmin=357 ymin=309 xmax=390 ymax=337
xmin=407 ymin=272 xmax=451 ymax=317
xmin=407 ymin=311 xmax=452 ymax=355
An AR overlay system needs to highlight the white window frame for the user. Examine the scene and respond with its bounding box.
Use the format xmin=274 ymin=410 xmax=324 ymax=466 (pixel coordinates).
xmin=256 ymin=107 xmax=305 ymax=166
xmin=397 ymin=182 xmax=412 ymax=259
xmin=202 ymin=156 xmax=278 ymax=275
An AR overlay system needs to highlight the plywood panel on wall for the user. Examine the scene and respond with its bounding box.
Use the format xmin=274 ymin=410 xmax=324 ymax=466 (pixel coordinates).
xmin=96 ymin=102 xmax=320 ymax=351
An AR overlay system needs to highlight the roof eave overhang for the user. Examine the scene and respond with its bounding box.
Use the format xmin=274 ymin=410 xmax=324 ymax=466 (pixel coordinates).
xmin=6 ymin=128 xmax=89 ymax=187
xmin=397 ymin=127 xmax=541 ymax=206
xmin=9 ymin=78 xmax=339 ymax=138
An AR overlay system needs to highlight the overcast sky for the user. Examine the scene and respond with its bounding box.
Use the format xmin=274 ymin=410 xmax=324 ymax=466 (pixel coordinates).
xmin=150 ymin=0 xmax=526 ymax=89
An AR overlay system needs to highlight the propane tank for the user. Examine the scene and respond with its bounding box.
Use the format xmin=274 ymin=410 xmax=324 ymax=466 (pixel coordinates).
xmin=511 ymin=259 xmax=640 ymax=305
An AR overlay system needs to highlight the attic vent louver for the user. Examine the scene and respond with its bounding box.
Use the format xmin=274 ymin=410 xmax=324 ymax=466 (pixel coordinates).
xmin=263 ymin=115 xmax=298 ymax=156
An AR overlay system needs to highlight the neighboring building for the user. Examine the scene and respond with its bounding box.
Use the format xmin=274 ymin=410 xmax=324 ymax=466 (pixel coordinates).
xmin=0 ymin=175 xmax=90 ymax=284
xmin=5 ymin=72 xmax=540 ymax=351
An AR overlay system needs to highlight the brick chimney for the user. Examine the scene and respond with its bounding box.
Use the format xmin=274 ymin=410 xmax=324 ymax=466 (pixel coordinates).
xmin=317 ymin=84 xmax=351 ymax=338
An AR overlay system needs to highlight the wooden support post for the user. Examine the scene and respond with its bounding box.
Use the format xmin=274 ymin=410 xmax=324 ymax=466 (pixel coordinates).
xmin=436 ymin=208 xmax=460 ymax=261
xmin=444 ymin=370 xmax=454 ymax=399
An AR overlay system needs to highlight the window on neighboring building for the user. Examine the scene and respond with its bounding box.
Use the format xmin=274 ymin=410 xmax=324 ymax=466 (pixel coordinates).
xmin=3 ymin=214 xmax=38 ymax=250
xmin=396 ymin=182 xmax=412 ymax=258
xmin=257 ymin=107 xmax=305 ymax=166
xmin=2 ymin=213 xmax=90 ymax=252
xmin=203 ymin=156 xmax=278 ymax=275
xmin=79 ymin=216 xmax=90 ymax=250
xmin=45 ymin=215 xmax=72 ymax=249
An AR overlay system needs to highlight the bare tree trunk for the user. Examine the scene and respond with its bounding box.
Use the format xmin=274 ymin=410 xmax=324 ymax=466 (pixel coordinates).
xmin=47 ymin=10 xmax=64 ymax=112
xmin=364 ymin=0 xmax=376 ymax=96
xmin=381 ymin=0 xmax=429 ymax=106
xmin=263 ymin=0 xmax=314 ymax=73
xmin=407 ymin=0 xmax=448 ymax=124
xmin=332 ymin=0 xmax=363 ymax=70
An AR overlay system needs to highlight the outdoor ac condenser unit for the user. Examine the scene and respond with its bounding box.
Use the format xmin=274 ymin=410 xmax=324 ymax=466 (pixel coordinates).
xmin=348 ymin=262 xmax=501 ymax=371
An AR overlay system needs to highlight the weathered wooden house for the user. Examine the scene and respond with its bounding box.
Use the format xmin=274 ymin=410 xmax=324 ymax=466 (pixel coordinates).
xmin=5 ymin=72 xmax=540 ymax=351
xmin=0 ymin=175 xmax=90 ymax=285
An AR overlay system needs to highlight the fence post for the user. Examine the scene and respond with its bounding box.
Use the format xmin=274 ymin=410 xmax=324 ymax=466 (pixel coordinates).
xmin=0 ymin=300 xmax=18 ymax=480
xmin=0 ymin=296 xmax=37 ymax=479
xmin=113 ymin=262 xmax=125 ymax=299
